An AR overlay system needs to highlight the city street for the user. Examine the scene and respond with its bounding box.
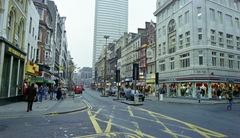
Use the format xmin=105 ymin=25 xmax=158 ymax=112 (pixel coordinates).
xmin=0 ymin=88 xmax=240 ymax=138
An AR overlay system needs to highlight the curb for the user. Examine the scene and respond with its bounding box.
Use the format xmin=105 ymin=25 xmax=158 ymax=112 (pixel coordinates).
xmin=121 ymin=101 xmax=143 ymax=106
xmin=43 ymin=106 xmax=88 ymax=115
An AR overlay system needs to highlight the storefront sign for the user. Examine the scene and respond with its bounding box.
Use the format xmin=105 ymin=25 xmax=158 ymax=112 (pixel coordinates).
xmin=25 ymin=61 xmax=39 ymax=76
xmin=7 ymin=46 xmax=25 ymax=59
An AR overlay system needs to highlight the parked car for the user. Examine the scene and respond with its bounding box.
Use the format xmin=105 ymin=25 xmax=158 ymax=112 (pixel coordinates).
xmin=125 ymin=90 xmax=145 ymax=101
xmin=105 ymin=87 xmax=112 ymax=96
xmin=111 ymin=87 xmax=118 ymax=96
xmin=120 ymin=88 xmax=131 ymax=98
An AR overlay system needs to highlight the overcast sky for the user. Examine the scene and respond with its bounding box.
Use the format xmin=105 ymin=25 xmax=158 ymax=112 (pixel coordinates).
xmin=53 ymin=0 xmax=156 ymax=68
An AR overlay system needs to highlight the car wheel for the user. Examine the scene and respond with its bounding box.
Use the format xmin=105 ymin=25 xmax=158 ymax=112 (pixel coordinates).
xmin=126 ymin=97 xmax=128 ymax=100
xmin=142 ymin=98 xmax=144 ymax=101
xmin=131 ymin=97 xmax=134 ymax=101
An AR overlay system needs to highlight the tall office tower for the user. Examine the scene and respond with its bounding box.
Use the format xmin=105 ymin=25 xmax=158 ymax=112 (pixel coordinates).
xmin=92 ymin=0 xmax=128 ymax=83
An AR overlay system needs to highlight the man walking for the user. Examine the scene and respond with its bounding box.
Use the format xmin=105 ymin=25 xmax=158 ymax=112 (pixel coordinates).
xmin=26 ymin=83 xmax=37 ymax=112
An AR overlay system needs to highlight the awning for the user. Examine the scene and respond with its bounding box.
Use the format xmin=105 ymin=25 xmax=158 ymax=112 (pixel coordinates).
xmin=44 ymin=79 xmax=55 ymax=84
xmin=36 ymin=77 xmax=44 ymax=83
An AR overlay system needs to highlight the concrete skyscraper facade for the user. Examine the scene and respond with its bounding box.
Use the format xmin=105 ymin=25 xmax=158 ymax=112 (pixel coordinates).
xmin=92 ymin=0 xmax=128 ymax=83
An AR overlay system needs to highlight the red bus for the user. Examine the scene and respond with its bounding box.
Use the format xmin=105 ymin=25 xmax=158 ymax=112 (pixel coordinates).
xmin=74 ymin=84 xmax=84 ymax=94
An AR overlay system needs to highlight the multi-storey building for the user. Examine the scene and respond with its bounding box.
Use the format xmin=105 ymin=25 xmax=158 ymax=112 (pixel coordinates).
xmin=146 ymin=21 xmax=157 ymax=90
xmin=33 ymin=0 xmax=55 ymax=85
xmin=24 ymin=0 xmax=40 ymax=86
xmin=0 ymin=0 xmax=28 ymax=103
xmin=154 ymin=0 xmax=240 ymax=98
xmin=92 ymin=0 xmax=128 ymax=84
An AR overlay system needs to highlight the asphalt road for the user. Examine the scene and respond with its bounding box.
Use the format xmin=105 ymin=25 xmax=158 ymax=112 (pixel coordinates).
xmin=1 ymin=88 xmax=240 ymax=138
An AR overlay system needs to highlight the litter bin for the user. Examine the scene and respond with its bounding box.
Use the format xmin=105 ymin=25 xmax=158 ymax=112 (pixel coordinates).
xmin=160 ymin=94 xmax=163 ymax=101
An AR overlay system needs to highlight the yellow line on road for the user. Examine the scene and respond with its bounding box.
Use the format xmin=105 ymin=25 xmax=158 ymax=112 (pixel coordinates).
xmin=87 ymin=107 xmax=104 ymax=134
xmin=128 ymin=106 xmax=134 ymax=116
xmin=135 ymin=107 xmax=227 ymax=138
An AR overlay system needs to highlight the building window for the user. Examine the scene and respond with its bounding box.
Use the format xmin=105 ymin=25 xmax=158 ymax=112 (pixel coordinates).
xmin=179 ymin=34 xmax=183 ymax=45
xmin=237 ymin=37 xmax=240 ymax=47
xmin=235 ymin=18 xmax=240 ymax=29
xmin=32 ymin=28 xmax=34 ymax=37
xmin=158 ymin=28 xmax=161 ymax=38
xmin=179 ymin=15 xmax=183 ymax=27
xmin=211 ymin=30 xmax=216 ymax=41
xmin=234 ymin=1 xmax=239 ymax=11
xmin=226 ymin=14 xmax=233 ymax=27
xmin=186 ymin=31 xmax=190 ymax=43
xmin=238 ymin=56 xmax=240 ymax=69
xmin=199 ymin=56 xmax=203 ymax=65
xmin=210 ymin=8 xmax=215 ymax=21
xmin=198 ymin=28 xmax=202 ymax=40
xmin=185 ymin=11 xmax=189 ymax=24
xmin=226 ymin=34 xmax=233 ymax=45
xmin=158 ymin=44 xmax=161 ymax=55
xmin=219 ymin=32 xmax=223 ymax=43
xmin=38 ymin=8 xmax=43 ymax=20
xmin=7 ymin=12 xmax=14 ymax=40
xmin=180 ymin=53 xmax=190 ymax=68
xmin=29 ymin=17 xmax=32 ymax=33
xmin=228 ymin=55 xmax=234 ymax=65
xmin=170 ymin=57 xmax=174 ymax=70
xmin=197 ymin=7 xmax=201 ymax=20
xmin=229 ymin=59 xmax=234 ymax=69
xmin=212 ymin=57 xmax=217 ymax=66
xmin=163 ymin=26 xmax=166 ymax=35
xmin=218 ymin=11 xmax=223 ymax=24
xmin=159 ymin=60 xmax=165 ymax=71
xmin=220 ymin=53 xmax=224 ymax=67
xmin=226 ymin=0 xmax=230 ymax=7
xmin=38 ymin=28 xmax=42 ymax=41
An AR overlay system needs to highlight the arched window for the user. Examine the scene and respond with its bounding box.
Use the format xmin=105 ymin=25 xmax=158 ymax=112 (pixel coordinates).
xmin=168 ymin=20 xmax=177 ymax=54
xmin=168 ymin=20 xmax=176 ymax=32
xmin=7 ymin=11 xmax=14 ymax=41
xmin=18 ymin=19 xmax=24 ymax=48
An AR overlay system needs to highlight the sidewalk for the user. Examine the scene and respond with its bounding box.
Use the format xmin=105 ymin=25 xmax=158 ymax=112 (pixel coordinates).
xmin=0 ymin=94 xmax=87 ymax=118
xmin=144 ymin=95 xmax=240 ymax=104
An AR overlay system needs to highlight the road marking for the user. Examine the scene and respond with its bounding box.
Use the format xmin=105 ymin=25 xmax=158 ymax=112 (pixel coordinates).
xmin=128 ymin=106 xmax=134 ymax=116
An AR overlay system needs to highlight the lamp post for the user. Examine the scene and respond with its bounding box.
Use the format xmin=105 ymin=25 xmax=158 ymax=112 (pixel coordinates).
xmin=103 ymin=35 xmax=110 ymax=96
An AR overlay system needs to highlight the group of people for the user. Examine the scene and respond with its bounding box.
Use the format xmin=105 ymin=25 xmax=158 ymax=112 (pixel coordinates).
xmin=196 ymin=87 xmax=233 ymax=110
xmin=25 ymin=83 xmax=67 ymax=112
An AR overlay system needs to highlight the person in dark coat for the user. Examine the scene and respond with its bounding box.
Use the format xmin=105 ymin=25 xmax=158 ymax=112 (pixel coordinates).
xmin=216 ymin=87 xmax=222 ymax=101
xmin=26 ymin=83 xmax=37 ymax=112
xmin=226 ymin=91 xmax=233 ymax=110
xmin=56 ymin=86 xmax=62 ymax=100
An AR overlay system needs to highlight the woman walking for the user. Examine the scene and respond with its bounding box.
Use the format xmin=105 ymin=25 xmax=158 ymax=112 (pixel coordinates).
xmin=226 ymin=91 xmax=233 ymax=110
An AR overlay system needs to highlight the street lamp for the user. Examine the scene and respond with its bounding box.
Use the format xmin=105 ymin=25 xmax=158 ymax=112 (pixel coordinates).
xmin=103 ymin=35 xmax=110 ymax=96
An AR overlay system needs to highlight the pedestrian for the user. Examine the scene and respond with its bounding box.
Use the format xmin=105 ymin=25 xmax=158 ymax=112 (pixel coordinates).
xmin=196 ymin=87 xmax=201 ymax=103
xmin=216 ymin=87 xmax=222 ymax=101
xmin=49 ymin=85 xmax=54 ymax=100
xmin=23 ymin=83 xmax=28 ymax=101
xmin=44 ymin=86 xmax=49 ymax=100
xmin=226 ymin=91 xmax=233 ymax=110
xmin=145 ymin=86 xmax=149 ymax=97
xmin=38 ymin=85 xmax=44 ymax=103
xmin=56 ymin=86 xmax=62 ymax=100
xmin=26 ymin=83 xmax=37 ymax=112
xmin=54 ymin=85 xmax=58 ymax=100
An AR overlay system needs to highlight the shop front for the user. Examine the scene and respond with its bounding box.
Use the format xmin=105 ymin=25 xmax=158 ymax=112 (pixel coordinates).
xmin=36 ymin=71 xmax=55 ymax=86
xmin=0 ymin=39 xmax=26 ymax=105
xmin=25 ymin=61 xmax=39 ymax=85
xmin=157 ymin=75 xmax=240 ymax=99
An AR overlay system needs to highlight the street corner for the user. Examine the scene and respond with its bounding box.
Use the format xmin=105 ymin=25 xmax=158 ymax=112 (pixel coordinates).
xmin=121 ymin=100 xmax=143 ymax=106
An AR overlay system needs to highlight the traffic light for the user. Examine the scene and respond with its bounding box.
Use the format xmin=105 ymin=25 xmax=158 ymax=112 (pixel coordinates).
xmin=115 ymin=70 xmax=120 ymax=82
xmin=155 ymin=72 xmax=159 ymax=84
xmin=132 ymin=63 xmax=139 ymax=80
